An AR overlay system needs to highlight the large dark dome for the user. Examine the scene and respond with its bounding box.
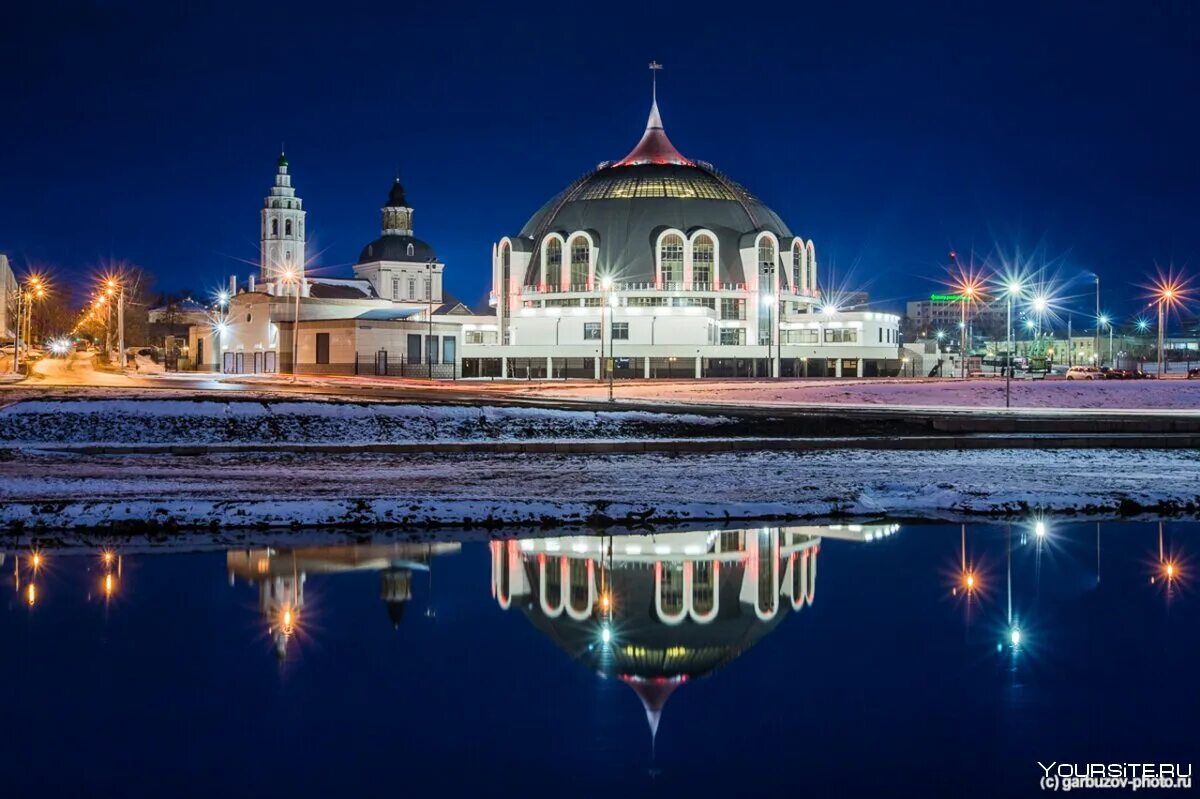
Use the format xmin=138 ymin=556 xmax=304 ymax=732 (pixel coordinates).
xmin=515 ymin=102 xmax=793 ymax=286
xmin=357 ymin=234 xmax=436 ymax=264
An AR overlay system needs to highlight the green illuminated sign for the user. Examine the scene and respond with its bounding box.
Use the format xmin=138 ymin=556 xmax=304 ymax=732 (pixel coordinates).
xmin=930 ymin=293 xmax=969 ymax=302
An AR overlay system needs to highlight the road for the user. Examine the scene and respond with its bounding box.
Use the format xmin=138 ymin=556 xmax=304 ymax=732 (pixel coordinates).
xmin=4 ymin=352 xmax=1200 ymax=435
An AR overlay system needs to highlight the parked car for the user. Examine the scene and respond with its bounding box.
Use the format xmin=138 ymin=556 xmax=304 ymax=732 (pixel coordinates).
xmin=1105 ymin=369 xmax=1134 ymax=380
xmin=1066 ymin=365 xmax=1102 ymax=380
xmin=1188 ymin=368 xmax=1200 ymax=379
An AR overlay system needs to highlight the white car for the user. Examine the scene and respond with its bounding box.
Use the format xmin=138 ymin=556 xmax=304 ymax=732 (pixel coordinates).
xmin=1066 ymin=365 xmax=1102 ymax=380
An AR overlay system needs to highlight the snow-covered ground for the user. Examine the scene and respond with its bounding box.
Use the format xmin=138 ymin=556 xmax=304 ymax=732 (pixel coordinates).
xmin=0 ymin=397 xmax=732 ymax=446
xmin=0 ymin=447 xmax=1197 ymax=532
xmin=526 ymin=377 xmax=1200 ymax=410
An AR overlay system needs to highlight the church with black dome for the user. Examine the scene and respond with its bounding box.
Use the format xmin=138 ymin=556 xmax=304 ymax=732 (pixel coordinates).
xmin=189 ymin=68 xmax=900 ymax=380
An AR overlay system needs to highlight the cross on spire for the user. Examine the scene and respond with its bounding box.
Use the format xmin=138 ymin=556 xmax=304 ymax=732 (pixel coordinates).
xmin=649 ymin=61 xmax=662 ymax=105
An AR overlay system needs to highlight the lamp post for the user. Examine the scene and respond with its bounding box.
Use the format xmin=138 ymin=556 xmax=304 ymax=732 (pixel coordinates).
xmin=761 ymin=264 xmax=777 ymax=379
xmin=11 ymin=284 xmax=22 ymax=374
xmin=105 ymin=278 xmax=125 ymax=370
xmin=280 ymin=267 xmax=301 ymax=382
xmin=426 ymin=259 xmax=436 ymax=379
xmin=1152 ymin=284 xmax=1171 ymax=374
xmin=959 ymin=294 xmax=967 ymax=379
xmin=1004 ymin=280 xmax=1022 ymax=409
xmin=1092 ymin=273 xmax=1101 ymax=368
xmin=601 ymin=275 xmax=614 ymax=402
xmin=1098 ymin=314 xmax=1112 ymax=367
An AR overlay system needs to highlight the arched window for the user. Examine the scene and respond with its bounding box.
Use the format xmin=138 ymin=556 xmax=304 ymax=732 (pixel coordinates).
xmin=807 ymin=242 xmax=817 ymax=292
xmin=692 ymin=560 xmax=716 ymax=616
xmin=659 ymin=233 xmax=684 ymax=287
xmin=793 ymin=242 xmax=804 ymax=291
xmin=271 ymin=219 xmax=279 ymax=236
xmin=758 ymin=238 xmax=776 ymax=283
xmin=692 ymin=234 xmax=714 ymax=288
xmin=407 ymin=243 xmax=415 ymax=257
xmin=500 ymin=243 xmax=511 ymax=288
xmin=569 ymin=237 xmax=589 ymax=289
xmin=545 ymin=239 xmax=562 ymax=289
xmin=284 ymin=219 xmax=292 ymax=236
xmin=568 ymin=559 xmax=589 ymax=615
xmin=757 ymin=532 xmax=777 ymax=616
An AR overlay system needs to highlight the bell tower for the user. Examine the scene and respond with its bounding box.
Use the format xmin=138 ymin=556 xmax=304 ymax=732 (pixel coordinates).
xmin=382 ymin=177 xmax=413 ymax=236
xmin=260 ymin=152 xmax=306 ymax=286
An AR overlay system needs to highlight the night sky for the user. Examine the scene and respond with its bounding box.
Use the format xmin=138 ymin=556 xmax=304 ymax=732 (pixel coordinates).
xmin=2 ymin=1 xmax=1197 ymax=321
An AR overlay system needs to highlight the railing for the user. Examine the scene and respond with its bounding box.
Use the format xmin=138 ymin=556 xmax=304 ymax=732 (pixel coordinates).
xmin=519 ymin=282 xmax=750 ymax=295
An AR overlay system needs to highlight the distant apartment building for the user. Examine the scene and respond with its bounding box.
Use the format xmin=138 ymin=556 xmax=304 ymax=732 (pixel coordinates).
xmin=905 ymin=293 xmax=1008 ymax=339
xmin=0 ymin=254 xmax=15 ymax=341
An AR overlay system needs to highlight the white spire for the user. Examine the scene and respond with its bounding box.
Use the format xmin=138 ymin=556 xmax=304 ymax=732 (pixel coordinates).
xmin=648 ymin=61 xmax=664 ymax=130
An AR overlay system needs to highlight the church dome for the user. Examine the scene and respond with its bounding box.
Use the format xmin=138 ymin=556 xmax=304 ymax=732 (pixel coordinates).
xmin=515 ymin=98 xmax=792 ymax=286
xmin=357 ymin=235 xmax=436 ymax=264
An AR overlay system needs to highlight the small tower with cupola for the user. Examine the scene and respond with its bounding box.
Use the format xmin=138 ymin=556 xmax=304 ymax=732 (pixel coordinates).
xmin=260 ymin=152 xmax=306 ymax=289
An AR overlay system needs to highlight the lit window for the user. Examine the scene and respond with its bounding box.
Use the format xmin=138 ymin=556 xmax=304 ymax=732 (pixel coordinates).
xmin=692 ymin=235 xmax=714 ymax=288
xmin=569 ymin=238 xmax=589 ymax=289
xmin=545 ymin=238 xmax=562 ymax=288
xmin=659 ymin=234 xmax=684 ymax=287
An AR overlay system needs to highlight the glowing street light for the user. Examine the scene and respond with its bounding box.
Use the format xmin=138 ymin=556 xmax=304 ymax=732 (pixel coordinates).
xmin=600 ymin=275 xmax=615 ymax=402
xmin=278 ymin=266 xmax=302 ymax=382
xmin=1003 ymin=280 xmax=1024 ymax=408
xmin=1150 ymin=276 xmax=1187 ymax=376
xmin=1097 ymin=314 xmax=1114 ymax=366
xmin=1009 ymin=627 xmax=1022 ymax=648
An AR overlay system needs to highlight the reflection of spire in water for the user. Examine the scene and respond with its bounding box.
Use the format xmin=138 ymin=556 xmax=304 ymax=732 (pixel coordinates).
xmin=622 ymin=675 xmax=683 ymax=762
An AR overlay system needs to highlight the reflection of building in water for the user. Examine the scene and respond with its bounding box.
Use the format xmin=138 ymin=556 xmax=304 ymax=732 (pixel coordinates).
xmin=227 ymin=542 xmax=460 ymax=658
xmin=491 ymin=525 xmax=898 ymax=745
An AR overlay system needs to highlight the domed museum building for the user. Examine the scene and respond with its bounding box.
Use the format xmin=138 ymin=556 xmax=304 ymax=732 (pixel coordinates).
xmin=462 ymin=88 xmax=901 ymax=379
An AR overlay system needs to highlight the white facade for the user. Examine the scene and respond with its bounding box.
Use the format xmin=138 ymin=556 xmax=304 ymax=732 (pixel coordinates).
xmin=0 ymin=254 xmax=15 ymax=341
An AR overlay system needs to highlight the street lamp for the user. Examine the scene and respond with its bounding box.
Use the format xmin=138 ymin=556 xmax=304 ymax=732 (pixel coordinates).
xmin=601 ymin=275 xmax=614 ymax=402
xmin=104 ymin=276 xmax=126 ymax=370
xmin=425 ymin=259 xmax=436 ymax=379
xmin=1154 ymin=283 xmax=1178 ymax=376
xmin=1098 ymin=314 xmax=1113 ymax=366
xmin=280 ymin=266 xmax=301 ymax=382
xmin=1004 ymin=280 xmax=1023 ymax=409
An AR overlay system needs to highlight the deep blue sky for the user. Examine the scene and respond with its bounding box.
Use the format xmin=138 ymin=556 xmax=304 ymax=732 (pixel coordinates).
xmin=2 ymin=1 xmax=1197 ymax=321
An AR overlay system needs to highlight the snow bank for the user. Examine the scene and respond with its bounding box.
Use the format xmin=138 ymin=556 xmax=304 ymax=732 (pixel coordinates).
xmin=2 ymin=447 xmax=1198 ymax=533
xmin=0 ymin=398 xmax=732 ymax=446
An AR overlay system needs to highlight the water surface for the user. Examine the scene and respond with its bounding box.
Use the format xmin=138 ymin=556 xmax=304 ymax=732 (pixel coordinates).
xmin=1 ymin=521 xmax=1195 ymax=796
